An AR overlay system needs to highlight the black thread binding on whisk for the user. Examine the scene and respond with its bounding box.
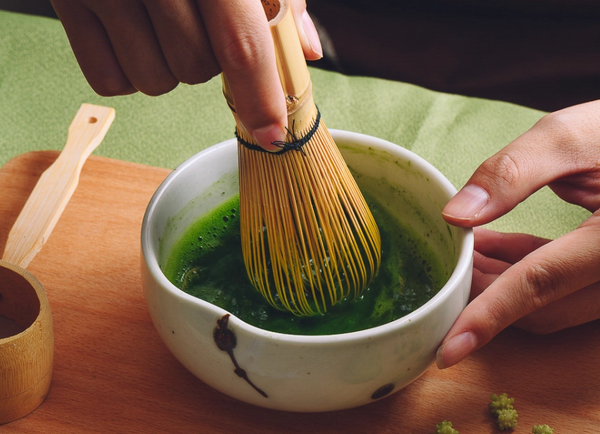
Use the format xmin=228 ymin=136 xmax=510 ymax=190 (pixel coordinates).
xmin=235 ymin=107 xmax=321 ymax=155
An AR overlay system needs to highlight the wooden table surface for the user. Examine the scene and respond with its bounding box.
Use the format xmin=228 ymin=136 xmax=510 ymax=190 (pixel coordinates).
xmin=1 ymin=151 xmax=598 ymax=433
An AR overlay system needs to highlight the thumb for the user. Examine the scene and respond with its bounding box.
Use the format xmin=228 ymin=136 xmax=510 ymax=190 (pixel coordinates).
xmin=443 ymin=101 xmax=600 ymax=227
xmin=443 ymin=122 xmax=559 ymax=226
xmin=442 ymin=152 xmax=541 ymax=227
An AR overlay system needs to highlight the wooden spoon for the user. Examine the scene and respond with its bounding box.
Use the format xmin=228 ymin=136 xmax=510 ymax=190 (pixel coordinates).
xmin=0 ymin=103 xmax=115 ymax=424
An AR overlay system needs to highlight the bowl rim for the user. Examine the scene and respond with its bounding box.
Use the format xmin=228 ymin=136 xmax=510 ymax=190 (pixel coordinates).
xmin=141 ymin=129 xmax=474 ymax=344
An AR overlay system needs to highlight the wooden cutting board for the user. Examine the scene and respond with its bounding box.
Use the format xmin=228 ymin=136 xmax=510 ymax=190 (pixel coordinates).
xmin=1 ymin=151 xmax=598 ymax=433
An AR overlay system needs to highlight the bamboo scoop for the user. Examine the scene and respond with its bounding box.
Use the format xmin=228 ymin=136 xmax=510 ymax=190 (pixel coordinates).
xmin=0 ymin=103 xmax=115 ymax=424
xmin=223 ymin=0 xmax=381 ymax=316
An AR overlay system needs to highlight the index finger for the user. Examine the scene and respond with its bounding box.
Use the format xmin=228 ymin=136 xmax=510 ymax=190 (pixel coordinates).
xmin=197 ymin=0 xmax=287 ymax=151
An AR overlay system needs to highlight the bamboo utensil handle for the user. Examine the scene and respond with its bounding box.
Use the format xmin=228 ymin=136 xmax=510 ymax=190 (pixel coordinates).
xmin=2 ymin=103 xmax=115 ymax=268
xmin=268 ymin=0 xmax=315 ymax=127
xmin=222 ymin=0 xmax=315 ymax=139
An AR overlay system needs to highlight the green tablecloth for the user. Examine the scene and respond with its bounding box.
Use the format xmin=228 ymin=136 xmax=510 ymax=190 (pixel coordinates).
xmin=0 ymin=10 xmax=589 ymax=239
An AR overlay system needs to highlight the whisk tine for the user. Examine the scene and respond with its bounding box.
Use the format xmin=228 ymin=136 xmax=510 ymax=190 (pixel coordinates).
xmin=237 ymin=117 xmax=380 ymax=316
xmin=226 ymin=0 xmax=381 ymax=316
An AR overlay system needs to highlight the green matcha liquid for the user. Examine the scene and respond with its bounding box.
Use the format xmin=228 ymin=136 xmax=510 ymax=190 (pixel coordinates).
xmin=163 ymin=194 xmax=447 ymax=335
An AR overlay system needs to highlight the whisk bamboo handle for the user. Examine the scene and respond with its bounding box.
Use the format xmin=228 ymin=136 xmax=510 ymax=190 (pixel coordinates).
xmin=2 ymin=104 xmax=115 ymax=268
xmin=267 ymin=0 xmax=314 ymax=120
xmin=222 ymin=0 xmax=316 ymax=138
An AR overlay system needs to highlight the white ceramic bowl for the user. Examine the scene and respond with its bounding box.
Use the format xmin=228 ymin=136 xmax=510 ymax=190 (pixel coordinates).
xmin=141 ymin=130 xmax=473 ymax=412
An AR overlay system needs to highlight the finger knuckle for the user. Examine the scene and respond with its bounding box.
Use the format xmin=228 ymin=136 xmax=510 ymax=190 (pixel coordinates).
xmin=477 ymin=151 xmax=523 ymax=190
xmin=134 ymin=74 xmax=178 ymax=96
xmin=520 ymin=259 xmax=568 ymax=311
xmin=540 ymin=110 xmax=600 ymax=171
xmin=218 ymin=33 xmax=269 ymax=75
xmin=536 ymin=110 xmax=579 ymax=144
xmin=170 ymin=59 xmax=220 ymax=85
xmin=90 ymin=77 xmax=135 ymax=97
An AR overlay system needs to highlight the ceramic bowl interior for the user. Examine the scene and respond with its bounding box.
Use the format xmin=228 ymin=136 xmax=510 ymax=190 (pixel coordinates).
xmin=141 ymin=129 xmax=473 ymax=412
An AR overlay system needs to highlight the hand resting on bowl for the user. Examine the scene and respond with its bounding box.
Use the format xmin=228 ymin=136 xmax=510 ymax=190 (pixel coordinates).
xmin=438 ymin=100 xmax=600 ymax=369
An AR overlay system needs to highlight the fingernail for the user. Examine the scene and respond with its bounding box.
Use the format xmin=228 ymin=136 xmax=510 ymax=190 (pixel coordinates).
xmin=436 ymin=331 xmax=477 ymax=369
xmin=302 ymin=11 xmax=323 ymax=58
xmin=252 ymin=124 xmax=286 ymax=152
xmin=443 ymin=184 xmax=489 ymax=221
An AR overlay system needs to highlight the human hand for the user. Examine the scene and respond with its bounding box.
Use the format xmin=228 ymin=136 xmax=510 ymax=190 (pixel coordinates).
xmin=436 ymin=100 xmax=600 ymax=369
xmin=50 ymin=0 xmax=323 ymax=151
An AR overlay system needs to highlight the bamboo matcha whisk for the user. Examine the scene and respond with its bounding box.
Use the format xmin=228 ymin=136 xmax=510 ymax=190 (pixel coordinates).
xmin=222 ymin=0 xmax=381 ymax=316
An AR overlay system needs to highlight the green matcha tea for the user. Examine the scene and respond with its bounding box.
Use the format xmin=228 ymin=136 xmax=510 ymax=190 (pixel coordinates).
xmin=162 ymin=194 xmax=448 ymax=335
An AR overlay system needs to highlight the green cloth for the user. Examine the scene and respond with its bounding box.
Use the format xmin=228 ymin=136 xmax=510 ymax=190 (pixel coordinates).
xmin=0 ymin=10 xmax=589 ymax=239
